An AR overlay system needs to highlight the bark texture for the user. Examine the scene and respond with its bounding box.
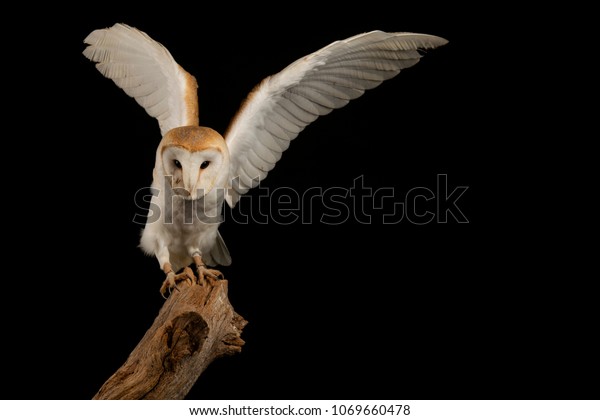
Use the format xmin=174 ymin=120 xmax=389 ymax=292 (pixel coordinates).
xmin=94 ymin=279 xmax=246 ymax=399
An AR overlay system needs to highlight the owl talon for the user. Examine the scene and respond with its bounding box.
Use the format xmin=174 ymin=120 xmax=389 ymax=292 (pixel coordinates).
xmin=196 ymin=266 xmax=223 ymax=286
xmin=160 ymin=272 xmax=176 ymax=298
xmin=160 ymin=267 xmax=196 ymax=298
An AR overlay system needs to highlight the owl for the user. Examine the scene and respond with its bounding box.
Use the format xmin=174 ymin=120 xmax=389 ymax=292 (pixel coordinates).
xmin=83 ymin=23 xmax=447 ymax=296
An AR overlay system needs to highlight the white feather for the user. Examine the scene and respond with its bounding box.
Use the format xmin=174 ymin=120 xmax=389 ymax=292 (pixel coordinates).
xmin=83 ymin=23 xmax=198 ymax=135
xmin=224 ymin=31 xmax=447 ymax=207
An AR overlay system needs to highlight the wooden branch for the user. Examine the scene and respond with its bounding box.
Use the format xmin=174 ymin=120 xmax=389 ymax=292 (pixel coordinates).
xmin=93 ymin=279 xmax=247 ymax=400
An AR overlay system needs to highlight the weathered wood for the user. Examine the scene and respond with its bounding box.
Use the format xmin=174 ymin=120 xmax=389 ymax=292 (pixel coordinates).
xmin=93 ymin=279 xmax=246 ymax=399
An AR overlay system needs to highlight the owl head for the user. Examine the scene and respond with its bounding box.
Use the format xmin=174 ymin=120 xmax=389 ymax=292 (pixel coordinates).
xmin=158 ymin=126 xmax=230 ymax=200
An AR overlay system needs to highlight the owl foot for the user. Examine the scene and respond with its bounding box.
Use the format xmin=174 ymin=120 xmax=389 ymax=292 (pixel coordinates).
xmin=196 ymin=265 xmax=223 ymax=287
xmin=191 ymin=253 xmax=223 ymax=286
xmin=160 ymin=266 xmax=196 ymax=298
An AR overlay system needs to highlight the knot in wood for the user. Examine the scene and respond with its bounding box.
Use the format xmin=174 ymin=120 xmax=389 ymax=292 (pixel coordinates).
xmin=163 ymin=312 xmax=209 ymax=371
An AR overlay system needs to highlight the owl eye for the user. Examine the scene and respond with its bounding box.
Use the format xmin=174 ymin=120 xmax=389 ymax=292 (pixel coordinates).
xmin=200 ymin=161 xmax=210 ymax=169
xmin=173 ymin=160 xmax=182 ymax=169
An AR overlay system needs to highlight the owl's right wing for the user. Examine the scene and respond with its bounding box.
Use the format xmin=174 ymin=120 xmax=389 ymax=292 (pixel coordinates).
xmin=83 ymin=23 xmax=199 ymax=136
xmin=224 ymin=31 xmax=447 ymax=207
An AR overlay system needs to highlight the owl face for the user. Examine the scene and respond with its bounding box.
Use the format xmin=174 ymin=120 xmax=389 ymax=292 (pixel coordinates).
xmin=159 ymin=126 xmax=229 ymax=200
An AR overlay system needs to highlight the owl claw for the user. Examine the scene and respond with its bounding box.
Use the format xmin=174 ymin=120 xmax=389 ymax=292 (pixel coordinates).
xmin=160 ymin=267 xmax=196 ymax=298
xmin=196 ymin=265 xmax=224 ymax=287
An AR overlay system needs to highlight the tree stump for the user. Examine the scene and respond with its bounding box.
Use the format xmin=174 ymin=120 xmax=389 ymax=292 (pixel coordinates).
xmin=93 ymin=279 xmax=246 ymax=399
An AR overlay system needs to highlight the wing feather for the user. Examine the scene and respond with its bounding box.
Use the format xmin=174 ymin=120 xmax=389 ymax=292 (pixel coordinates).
xmin=247 ymin=148 xmax=277 ymax=172
xmin=278 ymin=96 xmax=319 ymax=124
xmin=83 ymin=23 xmax=199 ymax=136
xmin=252 ymin=139 xmax=282 ymax=164
xmin=224 ymin=31 xmax=447 ymax=207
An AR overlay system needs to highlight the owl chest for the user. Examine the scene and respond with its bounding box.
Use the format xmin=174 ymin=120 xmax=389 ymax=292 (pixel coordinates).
xmin=162 ymin=196 xmax=222 ymax=235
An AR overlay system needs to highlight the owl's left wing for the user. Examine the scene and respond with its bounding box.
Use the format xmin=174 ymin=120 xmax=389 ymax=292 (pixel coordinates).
xmin=224 ymin=31 xmax=447 ymax=207
xmin=83 ymin=23 xmax=199 ymax=136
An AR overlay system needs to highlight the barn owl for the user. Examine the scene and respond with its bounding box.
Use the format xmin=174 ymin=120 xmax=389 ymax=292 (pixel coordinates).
xmin=83 ymin=23 xmax=447 ymax=296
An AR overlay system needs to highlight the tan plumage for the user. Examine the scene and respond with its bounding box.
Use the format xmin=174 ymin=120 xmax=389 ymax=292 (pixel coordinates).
xmin=83 ymin=23 xmax=447 ymax=295
xmin=160 ymin=126 xmax=226 ymax=154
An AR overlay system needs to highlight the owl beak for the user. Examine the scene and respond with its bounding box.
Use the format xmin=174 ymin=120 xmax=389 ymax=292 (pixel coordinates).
xmin=171 ymin=185 xmax=191 ymax=199
xmin=179 ymin=185 xmax=197 ymax=200
xmin=181 ymin=172 xmax=198 ymax=200
xmin=188 ymin=185 xmax=211 ymax=200
xmin=181 ymin=166 xmax=211 ymax=200
xmin=183 ymin=180 xmax=205 ymax=201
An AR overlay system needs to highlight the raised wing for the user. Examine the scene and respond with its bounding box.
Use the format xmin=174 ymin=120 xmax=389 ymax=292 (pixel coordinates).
xmin=83 ymin=23 xmax=199 ymax=136
xmin=224 ymin=31 xmax=447 ymax=207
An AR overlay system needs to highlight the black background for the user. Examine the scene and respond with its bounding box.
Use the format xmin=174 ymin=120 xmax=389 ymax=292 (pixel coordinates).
xmin=4 ymin=4 xmax=596 ymax=401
